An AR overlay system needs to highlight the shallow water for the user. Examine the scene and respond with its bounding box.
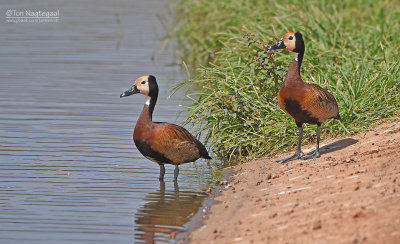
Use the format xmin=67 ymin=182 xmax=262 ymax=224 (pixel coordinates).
xmin=0 ymin=1 xmax=213 ymax=243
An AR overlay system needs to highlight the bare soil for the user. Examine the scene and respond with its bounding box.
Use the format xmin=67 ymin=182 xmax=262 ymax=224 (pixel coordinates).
xmin=186 ymin=119 xmax=400 ymax=244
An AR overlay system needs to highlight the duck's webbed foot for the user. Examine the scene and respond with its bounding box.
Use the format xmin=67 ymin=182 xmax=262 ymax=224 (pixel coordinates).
xmin=277 ymin=150 xmax=304 ymax=163
xmin=303 ymin=150 xmax=320 ymax=160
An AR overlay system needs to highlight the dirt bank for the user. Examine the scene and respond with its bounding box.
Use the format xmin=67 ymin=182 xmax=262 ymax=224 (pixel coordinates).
xmin=186 ymin=119 xmax=400 ymax=243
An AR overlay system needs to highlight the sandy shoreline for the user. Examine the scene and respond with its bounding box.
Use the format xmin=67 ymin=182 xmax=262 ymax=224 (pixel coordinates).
xmin=181 ymin=119 xmax=400 ymax=243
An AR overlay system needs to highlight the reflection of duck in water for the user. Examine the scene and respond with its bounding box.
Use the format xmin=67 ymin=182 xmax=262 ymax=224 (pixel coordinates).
xmin=134 ymin=181 xmax=206 ymax=243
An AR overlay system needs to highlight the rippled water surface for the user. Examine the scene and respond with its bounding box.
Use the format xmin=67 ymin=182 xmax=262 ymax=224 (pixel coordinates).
xmin=0 ymin=1 xmax=213 ymax=243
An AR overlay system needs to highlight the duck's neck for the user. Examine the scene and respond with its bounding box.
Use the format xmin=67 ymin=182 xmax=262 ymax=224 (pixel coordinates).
xmin=294 ymin=52 xmax=304 ymax=71
xmin=138 ymin=94 xmax=157 ymax=124
xmin=284 ymin=52 xmax=304 ymax=85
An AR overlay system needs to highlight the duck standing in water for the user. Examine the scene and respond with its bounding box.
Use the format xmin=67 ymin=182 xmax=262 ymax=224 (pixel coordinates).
xmin=267 ymin=32 xmax=340 ymax=163
xmin=120 ymin=75 xmax=211 ymax=181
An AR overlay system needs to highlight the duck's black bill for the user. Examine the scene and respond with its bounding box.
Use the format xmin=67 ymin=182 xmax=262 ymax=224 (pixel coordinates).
xmin=120 ymin=85 xmax=140 ymax=98
xmin=267 ymin=40 xmax=286 ymax=50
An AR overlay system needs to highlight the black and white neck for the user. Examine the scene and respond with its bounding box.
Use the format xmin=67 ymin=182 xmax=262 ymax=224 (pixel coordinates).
xmin=293 ymin=32 xmax=305 ymax=73
xmin=144 ymin=75 xmax=159 ymax=120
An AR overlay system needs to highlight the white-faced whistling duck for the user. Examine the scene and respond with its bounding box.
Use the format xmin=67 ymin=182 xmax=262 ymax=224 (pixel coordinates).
xmin=267 ymin=32 xmax=340 ymax=163
xmin=120 ymin=75 xmax=211 ymax=181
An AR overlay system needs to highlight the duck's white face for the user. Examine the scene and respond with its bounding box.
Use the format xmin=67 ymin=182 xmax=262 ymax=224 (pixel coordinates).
xmin=267 ymin=32 xmax=304 ymax=61
xmin=281 ymin=32 xmax=296 ymax=52
xmin=133 ymin=75 xmax=150 ymax=97
xmin=120 ymin=75 xmax=151 ymax=105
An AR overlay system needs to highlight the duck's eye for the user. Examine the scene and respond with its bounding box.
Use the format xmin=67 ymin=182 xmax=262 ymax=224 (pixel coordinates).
xmin=141 ymin=80 xmax=146 ymax=84
xmin=288 ymin=36 xmax=293 ymax=40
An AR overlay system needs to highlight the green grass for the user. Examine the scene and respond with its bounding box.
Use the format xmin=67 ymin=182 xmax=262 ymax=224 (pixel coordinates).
xmin=171 ymin=0 xmax=400 ymax=163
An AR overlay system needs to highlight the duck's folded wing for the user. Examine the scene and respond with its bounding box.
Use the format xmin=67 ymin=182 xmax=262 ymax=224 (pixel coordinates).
xmin=149 ymin=123 xmax=210 ymax=164
xmin=303 ymin=84 xmax=340 ymax=121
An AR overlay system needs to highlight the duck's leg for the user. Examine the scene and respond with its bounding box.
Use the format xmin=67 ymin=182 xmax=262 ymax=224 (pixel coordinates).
xmin=174 ymin=165 xmax=179 ymax=182
xmin=159 ymin=164 xmax=165 ymax=181
xmin=278 ymin=122 xmax=304 ymax=163
xmin=303 ymin=123 xmax=321 ymax=160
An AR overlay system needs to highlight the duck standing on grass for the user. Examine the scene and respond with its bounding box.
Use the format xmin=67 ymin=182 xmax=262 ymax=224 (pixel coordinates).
xmin=120 ymin=75 xmax=211 ymax=181
xmin=267 ymin=32 xmax=340 ymax=163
